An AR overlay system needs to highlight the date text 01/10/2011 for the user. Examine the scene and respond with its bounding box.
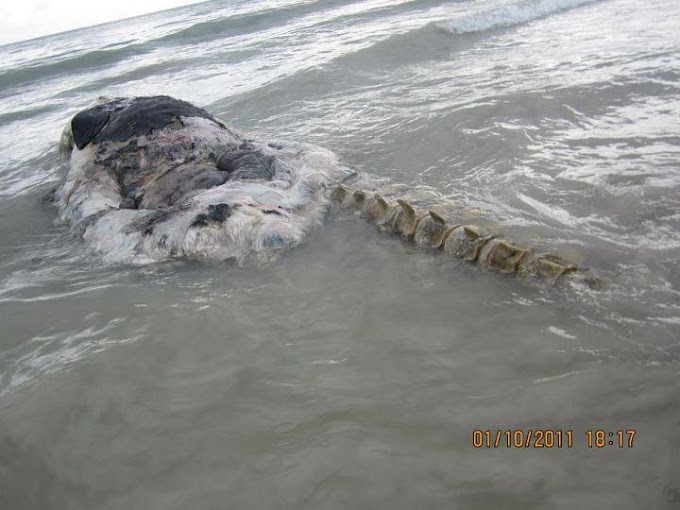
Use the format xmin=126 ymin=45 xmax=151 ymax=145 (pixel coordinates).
xmin=471 ymin=429 xmax=637 ymax=448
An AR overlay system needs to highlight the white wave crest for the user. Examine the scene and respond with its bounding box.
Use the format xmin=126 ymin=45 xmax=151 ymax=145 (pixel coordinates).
xmin=437 ymin=0 xmax=601 ymax=35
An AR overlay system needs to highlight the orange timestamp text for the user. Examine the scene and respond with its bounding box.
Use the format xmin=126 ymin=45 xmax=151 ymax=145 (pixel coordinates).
xmin=472 ymin=429 xmax=637 ymax=449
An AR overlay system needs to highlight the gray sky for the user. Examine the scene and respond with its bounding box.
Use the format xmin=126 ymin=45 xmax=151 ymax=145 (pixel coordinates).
xmin=0 ymin=0 xmax=207 ymax=45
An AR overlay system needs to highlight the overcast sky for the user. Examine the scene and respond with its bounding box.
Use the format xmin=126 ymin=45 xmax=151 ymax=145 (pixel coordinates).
xmin=0 ymin=0 xmax=207 ymax=45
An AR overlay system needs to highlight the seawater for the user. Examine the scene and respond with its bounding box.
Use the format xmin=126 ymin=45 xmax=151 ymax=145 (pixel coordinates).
xmin=1 ymin=0 xmax=679 ymax=508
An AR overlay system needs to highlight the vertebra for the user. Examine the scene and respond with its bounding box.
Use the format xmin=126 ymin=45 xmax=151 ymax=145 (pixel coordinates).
xmin=330 ymin=185 xmax=601 ymax=288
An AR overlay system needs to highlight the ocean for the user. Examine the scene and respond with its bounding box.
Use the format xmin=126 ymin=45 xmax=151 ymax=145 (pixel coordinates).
xmin=1 ymin=0 xmax=679 ymax=507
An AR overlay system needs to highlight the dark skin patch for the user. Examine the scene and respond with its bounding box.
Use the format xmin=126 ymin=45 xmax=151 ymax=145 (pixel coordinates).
xmin=216 ymin=142 xmax=275 ymax=181
xmin=208 ymin=203 xmax=231 ymax=222
xmin=191 ymin=214 xmax=209 ymax=228
xmin=71 ymin=108 xmax=110 ymax=150
xmin=71 ymin=96 xmax=218 ymax=150
xmin=191 ymin=203 xmax=232 ymax=228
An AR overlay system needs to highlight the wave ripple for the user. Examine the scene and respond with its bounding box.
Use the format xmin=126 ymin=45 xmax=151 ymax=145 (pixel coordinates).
xmin=437 ymin=0 xmax=602 ymax=35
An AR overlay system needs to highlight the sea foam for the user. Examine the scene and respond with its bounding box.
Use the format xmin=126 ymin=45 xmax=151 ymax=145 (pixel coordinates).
xmin=437 ymin=0 xmax=601 ymax=35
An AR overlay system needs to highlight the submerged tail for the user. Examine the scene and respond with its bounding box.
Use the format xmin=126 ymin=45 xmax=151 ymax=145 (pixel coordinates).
xmin=328 ymin=184 xmax=602 ymax=289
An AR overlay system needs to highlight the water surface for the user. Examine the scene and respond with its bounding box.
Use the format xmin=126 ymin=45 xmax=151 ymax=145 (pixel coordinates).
xmin=1 ymin=0 xmax=679 ymax=508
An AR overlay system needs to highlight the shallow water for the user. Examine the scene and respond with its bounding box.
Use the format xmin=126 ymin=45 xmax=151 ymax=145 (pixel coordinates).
xmin=1 ymin=0 xmax=679 ymax=508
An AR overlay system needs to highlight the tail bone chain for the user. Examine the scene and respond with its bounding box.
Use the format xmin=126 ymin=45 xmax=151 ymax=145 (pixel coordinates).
xmin=329 ymin=185 xmax=603 ymax=289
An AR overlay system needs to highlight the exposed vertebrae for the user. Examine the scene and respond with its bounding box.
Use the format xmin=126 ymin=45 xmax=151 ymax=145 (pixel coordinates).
xmin=329 ymin=184 xmax=601 ymax=288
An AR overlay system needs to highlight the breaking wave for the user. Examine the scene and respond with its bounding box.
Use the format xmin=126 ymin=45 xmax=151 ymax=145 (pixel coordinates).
xmin=436 ymin=0 xmax=603 ymax=35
